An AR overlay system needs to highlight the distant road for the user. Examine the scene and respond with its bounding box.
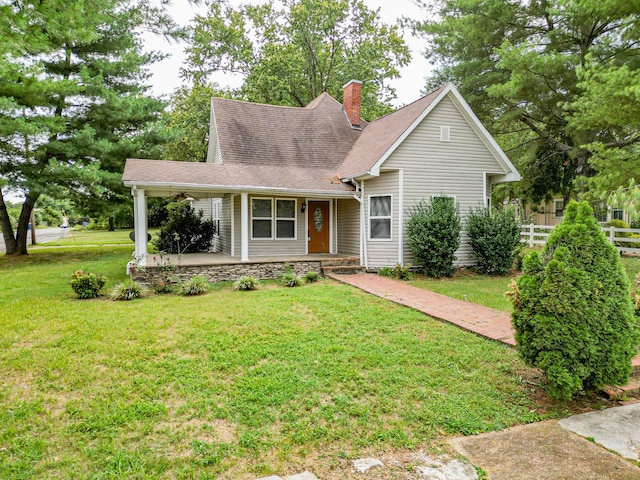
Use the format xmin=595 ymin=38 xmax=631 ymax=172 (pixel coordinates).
xmin=0 ymin=227 xmax=66 ymax=254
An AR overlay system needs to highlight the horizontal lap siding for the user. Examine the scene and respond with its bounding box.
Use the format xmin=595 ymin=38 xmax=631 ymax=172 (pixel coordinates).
xmin=364 ymin=171 xmax=400 ymax=268
xmin=220 ymin=195 xmax=232 ymax=255
xmin=232 ymin=195 xmax=307 ymax=257
xmin=337 ymin=198 xmax=360 ymax=256
xmin=384 ymin=96 xmax=508 ymax=266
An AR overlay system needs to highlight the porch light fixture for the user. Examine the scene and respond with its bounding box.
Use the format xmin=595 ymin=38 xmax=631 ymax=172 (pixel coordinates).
xmin=301 ymin=202 xmax=306 ymax=213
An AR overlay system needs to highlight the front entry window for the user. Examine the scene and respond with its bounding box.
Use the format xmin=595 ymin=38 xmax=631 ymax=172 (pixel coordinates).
xmin=251 ymin=197 xmax=297 ymax=240
xmin=252 ymin=198 xmax=273 ymax=239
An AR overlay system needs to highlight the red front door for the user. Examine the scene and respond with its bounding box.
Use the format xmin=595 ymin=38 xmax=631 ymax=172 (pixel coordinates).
xmin=308 ymin=201 xmax=330 ymax=253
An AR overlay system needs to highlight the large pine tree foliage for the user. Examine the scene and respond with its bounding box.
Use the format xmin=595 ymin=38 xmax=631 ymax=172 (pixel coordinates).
xmin=510 ymin=201 xmax=640 ymax=400
xmin=0 ymin=0 xmax=177 ymax=254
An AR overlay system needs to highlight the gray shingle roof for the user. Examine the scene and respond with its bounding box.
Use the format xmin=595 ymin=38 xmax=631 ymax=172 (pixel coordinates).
xmin=211 ymin=93 xmax=362 ymax=169
xmin=122 ymin=159 xmax=353 ymax=194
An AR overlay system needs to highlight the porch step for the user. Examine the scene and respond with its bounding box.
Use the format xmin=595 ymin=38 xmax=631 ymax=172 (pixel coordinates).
xmin=320 ymin=257 xmax=362 ymax=275
xmin=322 ymin=265 xmax=363 ymax=275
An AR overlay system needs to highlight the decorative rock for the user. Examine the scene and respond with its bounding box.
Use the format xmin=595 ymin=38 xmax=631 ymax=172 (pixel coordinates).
xmin=417 ymin=459 xmax=478 ymax=480
xmin=352 ymin=457 xmax=384 ymax=473
xmin=286 ymin=472 xmax=320 ymax=480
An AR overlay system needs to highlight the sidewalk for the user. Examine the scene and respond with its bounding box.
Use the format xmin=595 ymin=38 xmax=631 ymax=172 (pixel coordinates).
xmin=327 ymin=272 xmax=640 ymax=396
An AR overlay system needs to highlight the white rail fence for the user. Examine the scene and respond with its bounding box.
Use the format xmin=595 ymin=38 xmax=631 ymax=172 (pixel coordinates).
xmin=521 ymin=224 xmax=640 ymax=254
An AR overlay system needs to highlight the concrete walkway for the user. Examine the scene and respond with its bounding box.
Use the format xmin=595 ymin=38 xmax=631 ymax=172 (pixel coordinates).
xmin=327 ymin=272 xmax=640 ymax=395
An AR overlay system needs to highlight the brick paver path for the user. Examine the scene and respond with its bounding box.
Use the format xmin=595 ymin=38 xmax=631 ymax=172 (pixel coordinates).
xmin=328 ymin=272 xmax=640 ymax=377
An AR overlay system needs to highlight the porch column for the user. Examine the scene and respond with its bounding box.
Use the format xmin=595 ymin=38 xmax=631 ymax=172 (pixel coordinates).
xmin=240 ymin=191 xmax=249 ymax=261
xmin=133 ymin=187 xmax=148 ymax=265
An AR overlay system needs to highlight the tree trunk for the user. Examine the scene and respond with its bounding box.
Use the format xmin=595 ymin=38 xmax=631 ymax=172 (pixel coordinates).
xmin=12 ymin=194 xmax=39 ymax=255
xmin=108 ymin=216 xmax=115 ymax=232
xmin=0 ymin=189 xmax=17 ymax=254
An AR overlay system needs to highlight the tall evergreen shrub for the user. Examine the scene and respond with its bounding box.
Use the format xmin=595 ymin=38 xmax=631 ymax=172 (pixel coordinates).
xmin=406 ymin=196 xmax=460 ymax=277
xmin=466 ymin=207 xmax=522 ymax=275
xmin=509 ymin=201 xmax=640 ymax=400
xmin=153 ymin=202 xmax=216 ymax=254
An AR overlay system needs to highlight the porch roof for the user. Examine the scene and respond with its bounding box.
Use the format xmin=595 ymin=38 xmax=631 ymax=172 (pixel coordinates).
xmin=123 ymin=158 xmax=355 ymax=197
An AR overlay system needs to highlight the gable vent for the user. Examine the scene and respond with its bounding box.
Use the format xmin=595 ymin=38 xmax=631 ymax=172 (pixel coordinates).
xmin=440 ymin=126 xmax=451 ymax=142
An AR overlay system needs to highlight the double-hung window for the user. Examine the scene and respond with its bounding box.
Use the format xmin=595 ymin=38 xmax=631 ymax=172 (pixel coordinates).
xmin=369 ymin=195 xmax=392 ymax=240
xmin=251 ymin=198 xmax=297 ymax=239
xmin=554 ymin=199 xmax=564 ymax=218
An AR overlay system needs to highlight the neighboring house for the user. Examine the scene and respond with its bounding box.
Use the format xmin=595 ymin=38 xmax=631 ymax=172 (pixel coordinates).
xmin=524 ymin=198 xmax=630 ymax=226
xmin=123 ymin=81 xmax=520 ymax=273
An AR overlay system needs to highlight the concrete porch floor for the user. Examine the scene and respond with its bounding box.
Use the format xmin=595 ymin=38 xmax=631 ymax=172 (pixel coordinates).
xmin=147 ymin=252 xmax=359 ymax=267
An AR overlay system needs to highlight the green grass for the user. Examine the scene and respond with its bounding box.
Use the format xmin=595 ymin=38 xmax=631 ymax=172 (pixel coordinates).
xmin=410 ymin=256 xmax=640 ymax=313
xmin=33 ymin=228 xmax=159 ymax=247
xmin=0 ymin=247 xmax=595 ymax=478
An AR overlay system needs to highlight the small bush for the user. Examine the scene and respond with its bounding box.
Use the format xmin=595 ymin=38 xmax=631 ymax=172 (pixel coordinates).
xmin=234 ymin=275 xmax=259 ymax=291
xmin=281 ymin=272 xmax=303 ymax=287
xmin=70 ymin=270 xmax=107 ymax=299
xmin=407 ymin=196 xmax=461 ymax=277
xmin=378 ymin=267 xmax=395 ymax=277
xmin=149 ymin=252 xmax=178 ymax=293
xmin=304 ymin=271 xmax=319 ymax=283
xmin=179 ymin=275 xmax=209 ymax=296
xmin=509 ymin=201 xmax=640 ymax=401
xmin=110 ymin=280 xmax=145 ymax=301
xmin=604 ymin=219 xmax=640 ymax=248
xmin=379 ymin=264 xmax=412 ymax=280
xmin=466 ymin=207 xmax=523 ymax=275
xmin=153 ymin=202 xmax=216 ymax=254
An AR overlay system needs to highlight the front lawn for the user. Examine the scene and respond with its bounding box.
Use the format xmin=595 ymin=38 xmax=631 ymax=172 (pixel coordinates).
xmin=0 ymin=248 xmax=604 ymax=479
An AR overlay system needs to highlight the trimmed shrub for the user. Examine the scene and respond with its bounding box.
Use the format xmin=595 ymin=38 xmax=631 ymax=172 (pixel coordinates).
xmin=407 ymin=197 xmax=461 ymax=277
xmin=509 ymin=201 xmax=640 ymax=401
xmin=378 ymin=264 xmax=412 ymax=280
xmin=179 ymin=275 xmax=209 ymax=296
xmin=153 ymin=202 xmax=216 ymax=254
xmin=378 ymin=267 xmax=395 ymax=278
xmin=304 ymin=271 xmax=319 ymax=283
xmin=234 ymin=275 xmax=259 ymax=291
xmin=466 ymin=207 xmax=523 ymax=275
xmin=110 ymin=280 xmax=145 ymax=301
xmin=70 ymin=270 xmax=107 ymax=299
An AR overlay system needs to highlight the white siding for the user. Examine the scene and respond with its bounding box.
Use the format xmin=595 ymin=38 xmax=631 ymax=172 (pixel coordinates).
xmin=381 ymin=96 xmax=508 ymax=266
xmin=337 ymin=198 xmax=360 ymax=255
xmin=363 ymin=171 xmax=400 ymax=268
xmin=232 ymin=195 xmax=307 ymax=257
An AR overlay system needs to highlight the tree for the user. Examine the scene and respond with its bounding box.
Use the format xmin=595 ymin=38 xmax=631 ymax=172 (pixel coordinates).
xmin=410 ymin=0 xmax=640 ymax=204
xmin=509 ymin=201 xmax=640 ymax=400
xmin=0 ymin=0 xmax=179 ymax=254
xmin=161 ymin=83 xmax=233 ymax=163
xmin=183 ymin=0 xmax=410 ymax=120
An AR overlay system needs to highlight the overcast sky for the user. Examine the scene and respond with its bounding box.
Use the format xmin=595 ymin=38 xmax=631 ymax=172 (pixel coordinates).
xmin=143 ymin=0 xmax=434 ymax=107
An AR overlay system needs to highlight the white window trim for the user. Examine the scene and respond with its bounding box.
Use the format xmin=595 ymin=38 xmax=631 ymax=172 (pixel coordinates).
xmin=275 ymin=198 xmax=297 ymax=240
xmin=368 ymin=194 xmax=393 ymax=241
xmin=554 ymin=199 xmax=564 ymax=218
xmin=250 ymin=197 xmax=298 ymax=240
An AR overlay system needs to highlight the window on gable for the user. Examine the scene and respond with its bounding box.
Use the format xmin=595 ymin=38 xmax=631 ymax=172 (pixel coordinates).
xmin=554 ymin=199 xmax=564 ymax=218
xmin=252 ymin=198 xmax=273 ymax=239
xmin=369 ymin=195 xmax=392 ymax=240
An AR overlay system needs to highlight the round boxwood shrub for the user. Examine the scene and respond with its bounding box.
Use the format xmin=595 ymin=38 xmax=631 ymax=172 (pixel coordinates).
xmin=466 ymin=207 xmax=522 ymax=275
xmin=509 ymin=201 xmax=640 ymax=401
xmin=407 ymin=196 xmax=460 ymax=277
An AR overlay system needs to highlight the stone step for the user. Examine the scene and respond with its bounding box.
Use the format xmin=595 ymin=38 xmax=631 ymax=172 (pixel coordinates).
xmin=322 ymin=265 xmax=363 ymax=275
xmin=602 ymin=378 xmax=640 ymax=400
xmin=319 ymin=257 xmax=360 ymax=268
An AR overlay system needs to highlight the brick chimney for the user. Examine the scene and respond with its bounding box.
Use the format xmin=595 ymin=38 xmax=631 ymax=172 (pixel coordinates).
xmin=343 ymin=80 xmax=362 ymax=128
